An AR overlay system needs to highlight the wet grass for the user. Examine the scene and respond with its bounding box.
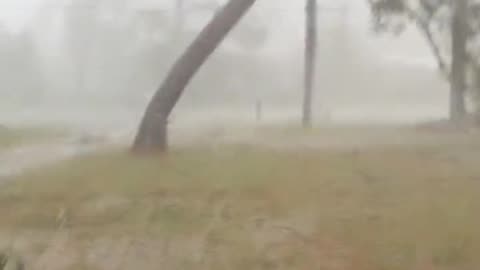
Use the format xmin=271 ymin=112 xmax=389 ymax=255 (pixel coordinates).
xmin=0 ymin=127 xmax=65 ymax=150
xmin=2 ymin=142 xmax=480 ymax=269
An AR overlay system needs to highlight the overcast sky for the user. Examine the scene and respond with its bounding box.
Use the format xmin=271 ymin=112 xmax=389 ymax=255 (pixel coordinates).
xmin=0 ymin=0 xmax=42 ymax=30
xmin=0 ymin=0 xmax=434 ymax=68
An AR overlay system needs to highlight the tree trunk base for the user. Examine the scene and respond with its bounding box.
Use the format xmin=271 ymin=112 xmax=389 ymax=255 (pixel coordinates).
xmin=449 ymin=90 xmax=467 ymax=123
xmin=130 ymin=0 xmax=257 ymax=154
xmin=131 ymin=117 xmax=168 ymax=155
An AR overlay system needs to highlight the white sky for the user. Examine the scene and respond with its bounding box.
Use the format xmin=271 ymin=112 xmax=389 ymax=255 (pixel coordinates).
xmin=0 ymin=0 xmax=434 ymax=67
xmin=0 ymin=0 xmax=42 ymax=31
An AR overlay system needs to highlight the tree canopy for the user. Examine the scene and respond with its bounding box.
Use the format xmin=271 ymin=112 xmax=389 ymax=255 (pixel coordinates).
xmin=369 ymin=0 xmax=480 ymax=112
xmin=369 ymin=0 xmax=480 ymax=75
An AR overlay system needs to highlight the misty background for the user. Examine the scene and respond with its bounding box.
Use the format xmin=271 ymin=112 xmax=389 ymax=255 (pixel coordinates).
xmin=0 ymin=0 xmax=448 ymax=134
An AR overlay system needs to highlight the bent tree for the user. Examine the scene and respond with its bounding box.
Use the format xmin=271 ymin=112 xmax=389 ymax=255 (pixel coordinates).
xmin=132 ymin=0 xmax=257 ymax=153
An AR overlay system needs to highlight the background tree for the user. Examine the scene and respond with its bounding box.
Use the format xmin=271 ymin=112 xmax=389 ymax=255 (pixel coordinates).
xmin=0 ymin=26 xmax=45 ymax=104
xmin=368 ymin=0 xmax=480 ymax=120
xmin=25 ymin=0 xmax=270 ymax=127
xmin=450 ymin=0 xmax=469 ymax=120
xmin=171 ymin=0 xmax=267 ymax=49
xmin=62 ymin=0 xmax=138 ymax=99
xmin=126 ymin=0 xmax=268 ymax=109
xmin=63 ymin=0 xmax=101 ymax=94
xmin=132 ymin=0 xmax=258 ymax=153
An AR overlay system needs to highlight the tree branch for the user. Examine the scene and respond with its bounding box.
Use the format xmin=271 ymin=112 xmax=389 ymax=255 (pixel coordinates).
xmin=419 ymin=21 xmax=450 ymax=78
xmin=404 ymin=6 xmax=450 ymax=79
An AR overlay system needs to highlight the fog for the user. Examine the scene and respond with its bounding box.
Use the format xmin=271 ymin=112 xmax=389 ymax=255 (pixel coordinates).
xmin=0 ymin=0 xmax=449 ymax=135
xmin=5 ymin=2 xmax=480 ymax=268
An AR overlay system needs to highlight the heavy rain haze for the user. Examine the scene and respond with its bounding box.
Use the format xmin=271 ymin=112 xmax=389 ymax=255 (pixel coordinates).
xmin=4 ymin=1 xmax=480 ymax=269
xmin=0 ymin=0 xmax=447 ymax=136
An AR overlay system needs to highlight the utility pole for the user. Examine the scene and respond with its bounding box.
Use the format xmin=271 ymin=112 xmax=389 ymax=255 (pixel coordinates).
xmin=303 ymin=0 xmax=317 ymax=128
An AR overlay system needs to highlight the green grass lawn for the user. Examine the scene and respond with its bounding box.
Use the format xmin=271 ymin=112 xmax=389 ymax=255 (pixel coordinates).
xmin=2 ymin=143 xmax=480 ymax=270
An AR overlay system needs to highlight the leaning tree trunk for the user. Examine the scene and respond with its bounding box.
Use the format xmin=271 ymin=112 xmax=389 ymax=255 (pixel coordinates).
xmin=132 ymin=0 xmax=257 ymax=153
xmin=450 ymin=0 xmax=468 ymax=122
xmin=303 ymin=0 xmax=317 ymax=128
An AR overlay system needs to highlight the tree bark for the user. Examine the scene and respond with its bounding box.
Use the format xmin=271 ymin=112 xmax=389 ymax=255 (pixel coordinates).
xmin=132 ymin=0 xmax=257 ymax=153
xmin=450 ymin=0 xmax=468 ymax=121
xmin=472 ymin=63 xmax=480 ymax=120
xmin=303 ymin=0 xmax=317 ymax=128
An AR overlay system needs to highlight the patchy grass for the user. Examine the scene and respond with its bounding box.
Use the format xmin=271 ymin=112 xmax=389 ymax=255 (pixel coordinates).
xmin=0 ymin=127 xmax=66 ymax=150
xmin=2 ymin=143 xmax=480 ymax=270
